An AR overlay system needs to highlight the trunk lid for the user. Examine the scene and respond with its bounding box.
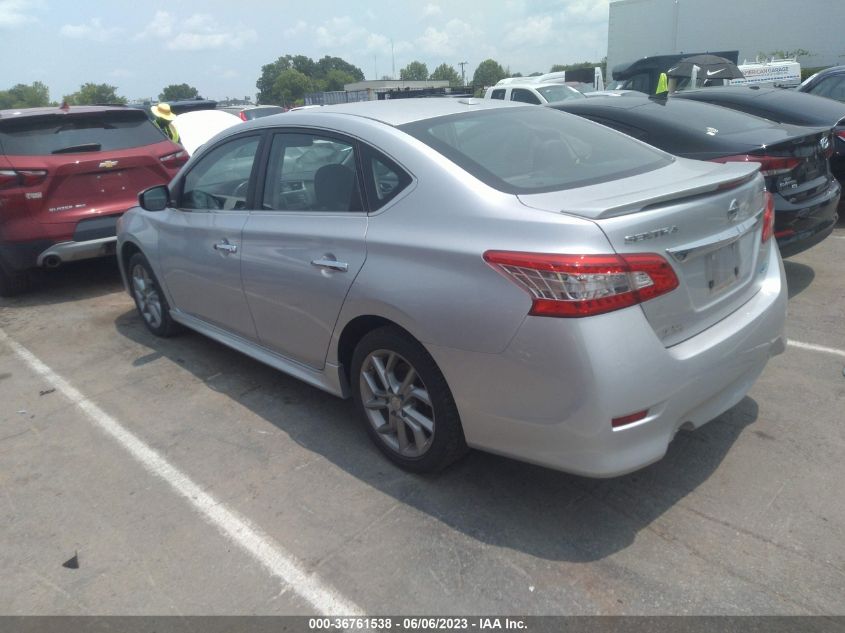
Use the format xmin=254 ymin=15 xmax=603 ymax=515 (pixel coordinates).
xmin=519 ymin=159 xmax=771 ymax=347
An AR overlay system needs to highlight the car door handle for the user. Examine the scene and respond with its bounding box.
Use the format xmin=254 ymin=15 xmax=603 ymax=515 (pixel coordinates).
xmin=310 ymin=257 xmax=348 ymax=272
xmin=214 ymin=240 xmax=238 ymax=254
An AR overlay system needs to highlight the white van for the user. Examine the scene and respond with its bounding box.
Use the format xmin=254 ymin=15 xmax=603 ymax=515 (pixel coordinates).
xmin=730 ymin=59 xmax=802 ymax=88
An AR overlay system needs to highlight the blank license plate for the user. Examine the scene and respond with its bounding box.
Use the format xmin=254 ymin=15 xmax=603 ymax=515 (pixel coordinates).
xmin=706 ymin=241 xmax=740 ymax=294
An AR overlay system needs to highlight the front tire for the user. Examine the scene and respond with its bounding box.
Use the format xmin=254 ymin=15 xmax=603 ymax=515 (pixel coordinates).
xmin=351 ymin=326 xmax=468 ymax=473
xmin=128 ymin=252 xmax=179 ymax=337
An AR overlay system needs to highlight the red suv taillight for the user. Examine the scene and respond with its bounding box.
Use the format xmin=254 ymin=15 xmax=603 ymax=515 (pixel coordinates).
xmin=0 ymin=169 xmax=48 ymax=190
xmin=160 ymin=150 xmax=188 ymax=169
xmin=483 ymin=251 xmax=679 ymax=318
xmin=711 ymin=154 xmax=800 ymax=177
xmin=761 ymin=191 xmax=775 ymax=244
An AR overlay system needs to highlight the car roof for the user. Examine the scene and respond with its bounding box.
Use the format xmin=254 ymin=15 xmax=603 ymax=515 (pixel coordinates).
xmin=0 ymin=104 xmax=139 ymax=119
xmin=263 ymin=97 xmax=526 ymax=127
xmin=551 ymin=94 xmax=783 ymax=128
xmin=674 ymin=86 xmax=845 ymax=125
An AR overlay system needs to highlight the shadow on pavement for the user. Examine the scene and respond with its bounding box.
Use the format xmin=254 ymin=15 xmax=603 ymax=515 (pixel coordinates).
xmin=783 ymin=260 xmax=815 ymax=299
xmin=0 ymin=258 xmax=123 ymax=308
xmin=114 ymin=309 xmax=758 ymax=563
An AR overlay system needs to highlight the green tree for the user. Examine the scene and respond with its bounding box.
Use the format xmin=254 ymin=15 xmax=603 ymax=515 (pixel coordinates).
xmin=400 ymin=61 xmax=429 ymax=81
xmin=159 ymin=83 xmax=200 ymax=102
xmin=271 ymin=69 xmax=313 ymax=106
xmin=0 ymin=81 xmax=50 ymax=108
xmin=256 ymin=54 xmax=363 ymax=103
xmin=320 ymin=69 xmax=356 ymax=91
xmin=63 ymin=83 xmax=126 ymax=105
xmin=528 ymin=71 xmax=543 ymax=77
xmin=472 ymin=59 xmax=507 ymax=88
xmin=429 ymin=63 xmax=461 ymax=86
xmin=315 ymin=56 xmax=364 ymax=81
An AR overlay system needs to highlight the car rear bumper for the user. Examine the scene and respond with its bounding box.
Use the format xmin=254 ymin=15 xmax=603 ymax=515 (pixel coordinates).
xmin=774 ymin=178 xmax=840 ymax=258
xmin=427 ymin=244 xmax=787 ymax=478
xmin=0 ymin=214 xmax=122 ymax=271
xmin=36 ymin=236 xmax=117 ymax=267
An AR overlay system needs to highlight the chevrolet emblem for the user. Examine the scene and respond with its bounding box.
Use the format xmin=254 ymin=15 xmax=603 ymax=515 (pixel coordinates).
xmin=99 ymin=160 xmax=119 ymax=169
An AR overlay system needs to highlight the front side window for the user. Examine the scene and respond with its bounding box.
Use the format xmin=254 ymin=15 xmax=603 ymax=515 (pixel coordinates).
xmin=261 ymin=133 xmax=362 ymax=212
xmin=511 ymin=89 xmax=542 ymax=105
xmin=181 ymin=135 xmax=260 ymax=210
xmin=400 ymin=107 xmax=671 ymax=194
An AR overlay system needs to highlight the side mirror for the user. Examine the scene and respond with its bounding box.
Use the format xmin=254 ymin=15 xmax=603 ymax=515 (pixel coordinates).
xmin=139 ymin=185 xmax=170 ymax=211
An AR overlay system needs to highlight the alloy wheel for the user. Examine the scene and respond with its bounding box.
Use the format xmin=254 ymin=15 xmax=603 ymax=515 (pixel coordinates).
xmin=359 ymin=349 xmax=435 ymax=457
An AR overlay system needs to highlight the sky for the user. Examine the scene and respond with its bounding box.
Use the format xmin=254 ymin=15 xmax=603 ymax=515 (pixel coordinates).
xmin=0 ymin=0 xmax=610 ymax=102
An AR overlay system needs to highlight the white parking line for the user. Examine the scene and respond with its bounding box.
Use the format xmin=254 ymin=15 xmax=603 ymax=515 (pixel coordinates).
xmin=0 ymin=329 xmax=362 ymax=616
xmin=787 ymin=339 xmax=845 ymax=358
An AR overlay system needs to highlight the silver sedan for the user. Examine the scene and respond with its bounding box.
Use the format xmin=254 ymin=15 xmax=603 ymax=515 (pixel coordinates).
xmin=117 ymin=98 xmax=787 ymax=477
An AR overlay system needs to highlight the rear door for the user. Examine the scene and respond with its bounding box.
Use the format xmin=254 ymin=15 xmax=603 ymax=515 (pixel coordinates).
xmin=240 ymin=130 xmax=370 ymax=369
xmin=157 ymin=133 xmax=262 ymax=339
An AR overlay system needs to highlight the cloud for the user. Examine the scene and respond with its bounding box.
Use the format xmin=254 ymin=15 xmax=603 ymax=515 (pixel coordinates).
xmin=313 ymin=16 xmax=410 ymax=54
xmin=136 ymin=9 xmax=256 ymax=51
xmin=109 ymin=68 xmax=133 ymax=78
xmin=60 ymin=17 xmax=122 ymax=42
xmin=0 ymin=0 xmax=38 ymax=28
xmin=504 ymin=15 xmax=553 ymax=47
xmin=422 ymin=4 xmax=442 ymax=17
xmin=283 ymin=20 xmax=308 ymax=38
xmin=416 ymin=19 xmax=480 ymax=57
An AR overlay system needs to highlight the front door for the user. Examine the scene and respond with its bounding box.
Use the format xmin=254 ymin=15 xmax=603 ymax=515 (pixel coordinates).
xmin=157 ymin=134 xmax=262 ymax=340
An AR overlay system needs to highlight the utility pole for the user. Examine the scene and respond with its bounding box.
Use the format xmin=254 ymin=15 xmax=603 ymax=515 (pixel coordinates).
xmin=458 ymin=61 xmax=468 ymax=85
xmin=391 ymin=40 xmax=396 ymax=80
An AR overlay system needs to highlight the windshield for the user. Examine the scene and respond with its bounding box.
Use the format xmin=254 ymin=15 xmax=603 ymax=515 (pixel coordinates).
xmin=537 ymin=85 xmax=585 ymax=102
xmin=399 ymin=106 xmax=671 ymax=194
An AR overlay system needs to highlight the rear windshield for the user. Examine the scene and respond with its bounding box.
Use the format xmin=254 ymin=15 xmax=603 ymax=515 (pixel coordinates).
xmin=636 ymin=98 xmax=773 ymax=133
xmin=399 ymin=106 xmax=671 ymax=194
xmin=0 ymin=111 xmax=166 ymax=156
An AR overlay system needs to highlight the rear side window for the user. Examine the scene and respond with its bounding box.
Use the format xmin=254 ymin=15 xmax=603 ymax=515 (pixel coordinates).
xmin=360 ymin=145 xmax=412 ymax=211
xmin=807 ymin=75 xmax=845 ymax=102
xmin=511 ymin=89 xmax=541 ymax=105
xmin=0 ymin=111 xmax=166 ymax=156
xmin=490 ymin=89 xmax=506 ymax=100
xmin=399 ymin=107 xmax=671 ymax=194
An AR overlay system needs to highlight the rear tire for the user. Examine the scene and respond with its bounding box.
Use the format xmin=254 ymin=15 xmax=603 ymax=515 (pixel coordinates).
xmin=128 ymin=252 xmax=179 ymax=337
xmin=0 ymin=262 xmax=29 ymax=297
xmin=351 ymin=326 xmax=468 ymax=473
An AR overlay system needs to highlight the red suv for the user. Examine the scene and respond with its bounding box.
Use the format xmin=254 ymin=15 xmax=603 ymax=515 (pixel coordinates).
xmin=0 ymin=105 xmax=187 ymax=295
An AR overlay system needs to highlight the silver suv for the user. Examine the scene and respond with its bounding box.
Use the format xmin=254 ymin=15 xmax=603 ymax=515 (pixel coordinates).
xmin=117 ymin=99 xmax=787 ymax=477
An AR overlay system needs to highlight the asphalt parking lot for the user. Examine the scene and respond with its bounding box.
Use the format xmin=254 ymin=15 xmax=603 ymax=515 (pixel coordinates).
xmin=1 ymin=221 xmax=843 ymax=616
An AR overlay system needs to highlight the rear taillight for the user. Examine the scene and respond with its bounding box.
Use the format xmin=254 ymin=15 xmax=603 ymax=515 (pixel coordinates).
xmin=483 ymin=251 xmax=679 ymax=318
xmin=761 ymin=191 xmax=775 ymax=244
xmin=160 ymin=150 xmax=188 ymax=169
xmin=239 ymin=111 xmax=248 ymax=121
xmin=712 ymin=154 xmax=800 ymax=177
xmin=835 ymin=130 xmax=845 ymax=142
xmin=0 ymin=169 xmax=48 ymax=190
